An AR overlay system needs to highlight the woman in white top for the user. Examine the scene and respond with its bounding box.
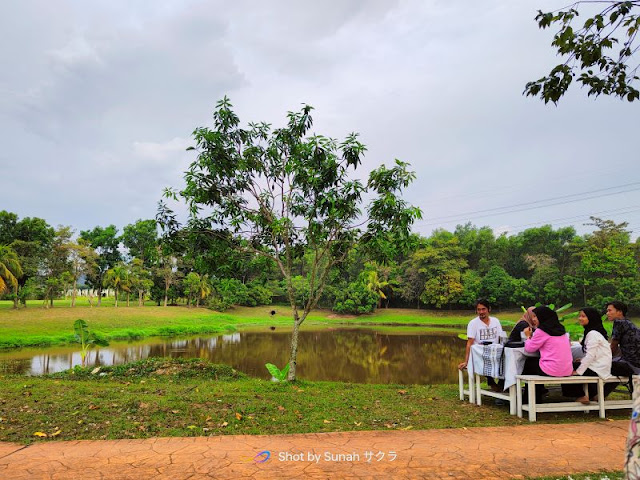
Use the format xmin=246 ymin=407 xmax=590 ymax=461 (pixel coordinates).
xmin=569 ymin=307 xmax=612 ymax=403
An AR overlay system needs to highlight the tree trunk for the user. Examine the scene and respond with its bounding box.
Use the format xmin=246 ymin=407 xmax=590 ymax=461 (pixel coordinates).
xmin=196 ymin=297 xmax=200 ymax=308
xmin=97 ymin=287 xmax=102 ymax=306
xmin=138 ymin=290 xmax=143 ymax=307
xmin=114 ymin=289 xmax=118 ymax=308
xmin=13 ymin=287 xmax=19 ymax=309
xmin=288 ymin=317 xmax=302 ymax=381
xmin=71 ymin=279 xmax=77 ymax=307
xmin=126 ymin=292 xmax=130 ymax=307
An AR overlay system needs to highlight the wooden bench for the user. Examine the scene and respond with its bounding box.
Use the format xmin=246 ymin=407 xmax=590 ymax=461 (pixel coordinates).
xmin=516 ymin=374 xmax=633 ymax=422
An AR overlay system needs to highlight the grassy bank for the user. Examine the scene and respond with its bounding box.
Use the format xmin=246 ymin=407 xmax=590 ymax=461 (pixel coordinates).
xmin=0 ymin=304 xmax=523 ymax=350
xmin=0 ymin=358 xmax=632 ymax=445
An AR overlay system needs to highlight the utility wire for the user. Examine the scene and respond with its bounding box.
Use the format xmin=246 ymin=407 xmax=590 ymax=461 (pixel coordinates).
xmin=416 ymin=183 xmax=640 ymax=226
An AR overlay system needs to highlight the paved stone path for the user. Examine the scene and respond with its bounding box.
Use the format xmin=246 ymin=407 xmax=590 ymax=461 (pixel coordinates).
xmin=0 ymin=421 xmax=629 ymax=479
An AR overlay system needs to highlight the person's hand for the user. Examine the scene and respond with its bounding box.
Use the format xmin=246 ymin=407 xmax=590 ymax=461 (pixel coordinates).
xmin=523 ymin=327 xmax=533 ymax=339
xmin=458 ymin=361 xmax=468 ymax=370
xmin=572 ymin=370 xmax=578 ymax=375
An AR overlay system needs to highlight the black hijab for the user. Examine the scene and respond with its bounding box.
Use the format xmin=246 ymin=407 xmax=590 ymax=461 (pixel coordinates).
xmin=580 ymin=306 xmax=608 ymax=351
xmin=533 ymin=306 xmax=566 ymax=337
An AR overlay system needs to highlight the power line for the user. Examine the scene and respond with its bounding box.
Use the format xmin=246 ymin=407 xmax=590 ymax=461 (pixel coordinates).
xmin=416 ymin=183 xmax=640 ymax=226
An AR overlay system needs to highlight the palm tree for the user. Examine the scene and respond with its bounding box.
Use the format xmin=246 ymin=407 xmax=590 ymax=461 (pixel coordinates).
xmin=365 ymin=268 xmax=390 ymax=309
xmin=103 ymin=264 xmax=129 ymax=307
xmin=0 ymin=246 xmax=23 ymax=306
xmin=196 ymin=274 xmax=212 ymax=307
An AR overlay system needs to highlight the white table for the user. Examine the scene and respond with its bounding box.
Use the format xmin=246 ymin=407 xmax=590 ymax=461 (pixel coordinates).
xmin=466 ymin=341 xmax=584 ymax=414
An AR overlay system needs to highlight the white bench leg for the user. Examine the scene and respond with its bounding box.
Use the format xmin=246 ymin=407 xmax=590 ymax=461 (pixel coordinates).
xmin=528 ymin=380 xmax=536 ymax=422
xmin=509 ymin=385 xmax=516 ymax=416
xmin=475 ymin=374 xmax=482 ymax=405
xmin=458 ymin=369 xmax=464 ymax=401
xmin=516 ymin=380 xmax=523 ymax=418
xmin=598 ymin=379 xmax=605 ymax=419
xmin=468 ymin=369 xmax=475 ymax=404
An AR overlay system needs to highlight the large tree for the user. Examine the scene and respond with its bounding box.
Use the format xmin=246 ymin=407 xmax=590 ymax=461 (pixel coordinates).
xmin=159 ymin=97 xmax=420 ymax=380
xmin=525 ymin=1 xmax=640 ymax=103
xmin=79 ymin=225 xmax=121 ymax=306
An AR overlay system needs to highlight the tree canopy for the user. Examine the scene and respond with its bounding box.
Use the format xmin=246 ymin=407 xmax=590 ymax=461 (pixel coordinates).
xmin=525 ymin=1 xmax=640 ymax=103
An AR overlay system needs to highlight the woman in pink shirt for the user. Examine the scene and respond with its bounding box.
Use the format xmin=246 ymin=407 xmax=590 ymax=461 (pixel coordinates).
xmin=522 ymin=306 xmax=573 ymax=402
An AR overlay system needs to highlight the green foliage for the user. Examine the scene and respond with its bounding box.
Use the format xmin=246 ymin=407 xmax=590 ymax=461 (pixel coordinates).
xmin=525 ymin=2 xmax=640 ymax=103
xmin=265 ymin=362 xmax=290 ymax=382
xmin=333 ymin=281 xmax=378 ymax=314
xmin=73 ymin=319 xmax=109 ymax=366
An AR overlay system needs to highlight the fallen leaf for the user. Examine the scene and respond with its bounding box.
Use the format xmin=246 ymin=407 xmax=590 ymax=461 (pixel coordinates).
xmin=50 ymin=430 xmax=62 ymax=437
xmin=187 ymin=425 xmax=197 ymax=430
xmin=354 ymin=421 xmax=362 ymax=426
xmin=323 ymin=419 xmax=331 ymax=424
xmin=401 ymin=426 xmax=413 ymax=430
xmin=91 ymin=367 xmax=101 ymax=375
xmin=205 ymin=416 xmax=212 ymax=422
xmin=89 ymin=405 xmax=99 ymax=410
xmin=397 ymin=390 xmax=407 ymax=395
xmin=235 ymin=412 xmax=242 ymax=421
xmin=171 ymin=410 xmax=180 ymax=414
xmin=33 ymin=432 xmax=47 ymax=437
xmin=138 ymin=403 xmax=148 ymax=409
xmin=220 ymin=421 xmax=229 ymax=427
xmin=277 ymin=406 xmax=285 ymax=412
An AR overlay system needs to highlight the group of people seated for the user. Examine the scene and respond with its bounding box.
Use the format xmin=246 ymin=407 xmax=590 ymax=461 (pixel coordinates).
xmin=458 ymin=299 xmax=640 ymax=404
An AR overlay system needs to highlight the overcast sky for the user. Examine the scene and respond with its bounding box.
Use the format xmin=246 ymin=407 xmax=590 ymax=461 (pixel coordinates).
xmin=1 ymin=0 xmax=638 ymax=240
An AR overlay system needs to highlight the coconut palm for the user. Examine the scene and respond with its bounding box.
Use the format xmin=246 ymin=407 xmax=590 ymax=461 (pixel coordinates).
xmin=0 ymin=246 xmax=23 ymax=300
xmin=103 ymin=264 xmax=129 ymax=307
xmin=196 ymin=274 xmax=213 ymax=307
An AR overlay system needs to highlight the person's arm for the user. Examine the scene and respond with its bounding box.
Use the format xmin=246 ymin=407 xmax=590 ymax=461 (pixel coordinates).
xmin=458 ymin=338 xmax=475 ymax=370
xmin=610 ymin=339 xmax=620 ymax=356
xmin=524 ymin=329 xmax=545 ymax=353
xmin=508 ymin=321 xmax=526 ymax=343
xmin=576 ymin=332 xmax=596 ymax=375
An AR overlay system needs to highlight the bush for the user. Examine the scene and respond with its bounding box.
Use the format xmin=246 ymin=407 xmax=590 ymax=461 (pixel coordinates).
xmin=333 ymin=281 xmax=378 ymax=315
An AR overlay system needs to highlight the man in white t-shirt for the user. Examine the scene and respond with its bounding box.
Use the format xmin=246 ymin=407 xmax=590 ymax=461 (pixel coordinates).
xmin=458 ymin=299 xmax=504 ymax=390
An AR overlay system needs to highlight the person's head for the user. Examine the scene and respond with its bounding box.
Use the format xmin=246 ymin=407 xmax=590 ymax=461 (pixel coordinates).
xmin=579 ymin=307 xmax=603 ymax=328
xmin=532 ymin=305 xmax=565 ymax=336
xmin=475 ymin=299 xmax=491 ymax=320
xmin=605 ymin=301 xmax=627 ymax=321
xmin=579 ymin=306 xmax=608 ymax=347
xmin=520 ymin=306 xmax=537 ymax=328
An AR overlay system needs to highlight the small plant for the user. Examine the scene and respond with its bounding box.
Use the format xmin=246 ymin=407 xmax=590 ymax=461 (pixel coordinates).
xmin=73 ymin=319 xmax=109 ymax=367
xmin=265 ymin=362 xmax=290 ymax=382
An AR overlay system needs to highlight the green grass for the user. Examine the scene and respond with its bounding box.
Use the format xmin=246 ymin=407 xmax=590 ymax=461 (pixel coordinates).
xmin=526 ymin=473 xmax=623 ymax=480
xmin=0 ymin=301 xmax=612 ymax=349
xmin=0 ymin=304 xmax=525 ymax=349
xmin=0 ymin=358 xmax=632 ymax=445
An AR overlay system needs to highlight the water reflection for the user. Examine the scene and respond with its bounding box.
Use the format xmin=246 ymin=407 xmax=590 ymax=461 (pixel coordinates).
xmin=0 ymin=329 xmax=465 ymax=384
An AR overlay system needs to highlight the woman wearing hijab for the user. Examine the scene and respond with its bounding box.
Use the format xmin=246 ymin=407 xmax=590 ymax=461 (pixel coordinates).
xmin=508 ymin=306 xmax=537 ymax=343
xmin=522 ymin=306 xmax=573 ymax=402
xmin=565 ymin=307 xmax=612 ymax=403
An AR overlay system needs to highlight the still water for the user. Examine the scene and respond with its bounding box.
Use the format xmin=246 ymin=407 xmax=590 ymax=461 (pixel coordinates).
xmin=0 ymin=328 xmax=465 ymax=384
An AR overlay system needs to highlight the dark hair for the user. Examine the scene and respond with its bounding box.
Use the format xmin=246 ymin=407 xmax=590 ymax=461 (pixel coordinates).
xmin=606 ymin=301 xmax=628 ymax=316
xmin=475 ymin=298 xmax=491 ymax=309
xmin=532 ymin=305 xmax=566 ymax=336
xmin=580 ymin=307 xmax=608 ymax=351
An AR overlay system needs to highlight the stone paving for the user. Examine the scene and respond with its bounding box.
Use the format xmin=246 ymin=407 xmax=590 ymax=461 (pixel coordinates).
xmin=0 ymin=420 xmax=629 ymax=479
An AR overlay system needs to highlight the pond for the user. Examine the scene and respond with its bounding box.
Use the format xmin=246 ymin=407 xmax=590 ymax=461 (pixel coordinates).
xmin=0 ymin=328 xmax=465 ymax=384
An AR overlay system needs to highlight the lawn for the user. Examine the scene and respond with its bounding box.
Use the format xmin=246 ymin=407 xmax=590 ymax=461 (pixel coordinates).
xmin=0 ymin=358 xmax=632 ymax=445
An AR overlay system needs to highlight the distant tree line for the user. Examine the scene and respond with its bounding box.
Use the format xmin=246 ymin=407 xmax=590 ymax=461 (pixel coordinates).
xmin=0 ymin=210 xmax=638 ymax=312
